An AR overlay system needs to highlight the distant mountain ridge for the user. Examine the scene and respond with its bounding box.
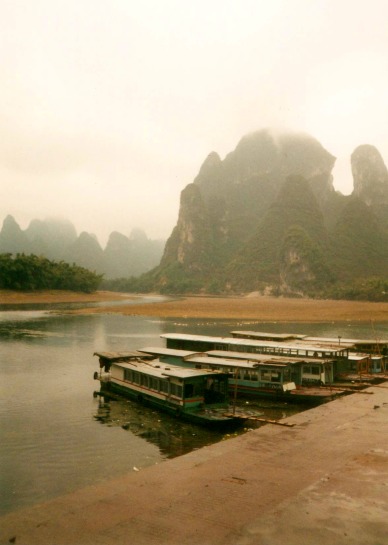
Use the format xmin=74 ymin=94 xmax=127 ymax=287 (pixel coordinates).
xmin=137 ymin=128 xmax=388 ymax=297
xmin=0 ymin=216 xmax=165 ymax=279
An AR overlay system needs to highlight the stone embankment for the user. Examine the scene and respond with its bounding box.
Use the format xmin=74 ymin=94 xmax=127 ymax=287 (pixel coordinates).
xmin=1 ymin=384 xmax=388 ymax=545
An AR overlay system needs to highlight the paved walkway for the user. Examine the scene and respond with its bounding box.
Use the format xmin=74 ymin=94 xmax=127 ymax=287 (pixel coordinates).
xmin=1 ymin=384 xmax=388 ymax=545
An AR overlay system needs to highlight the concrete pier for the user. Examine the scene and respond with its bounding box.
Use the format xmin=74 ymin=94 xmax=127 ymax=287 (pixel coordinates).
xmin=1 ymin=384 xmax=388 ymax=545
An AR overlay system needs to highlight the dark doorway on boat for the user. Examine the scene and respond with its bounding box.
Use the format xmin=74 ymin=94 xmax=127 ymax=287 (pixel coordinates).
xmin=204 ymin=376 xmax=227 ymax=404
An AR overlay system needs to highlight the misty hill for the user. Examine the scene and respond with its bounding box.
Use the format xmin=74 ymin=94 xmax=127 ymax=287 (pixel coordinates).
xmin=0 ymin=216 xmax=165 ymax=279
xmin=135 ymin=129 xmax=388 ymax=298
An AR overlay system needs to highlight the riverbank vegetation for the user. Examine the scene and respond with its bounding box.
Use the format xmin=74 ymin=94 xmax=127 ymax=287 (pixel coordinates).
xmin=0 ymin=253 xmax=102 ymax=293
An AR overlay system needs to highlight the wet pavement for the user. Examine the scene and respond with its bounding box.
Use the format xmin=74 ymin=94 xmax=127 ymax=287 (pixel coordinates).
xmin=1 ymin=383 xmax=388 ymax=545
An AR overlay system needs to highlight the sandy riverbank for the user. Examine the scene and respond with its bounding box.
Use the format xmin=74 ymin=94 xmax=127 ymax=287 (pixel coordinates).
xmin=0 ymin=290 xmax=133 ymax=305
xmin=2 ymin=290 xmax=388 ymax=322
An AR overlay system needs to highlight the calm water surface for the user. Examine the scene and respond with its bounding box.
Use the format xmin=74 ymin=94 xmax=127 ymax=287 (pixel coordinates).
xmin=1 ymin=298 xmax=387 ymax=515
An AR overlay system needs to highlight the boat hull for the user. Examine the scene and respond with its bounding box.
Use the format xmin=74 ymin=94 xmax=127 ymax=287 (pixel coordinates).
xmin=227 ymin=383 xmax=341 ymax=404
xmin=100 ymin=382 xmax=242 ymax=428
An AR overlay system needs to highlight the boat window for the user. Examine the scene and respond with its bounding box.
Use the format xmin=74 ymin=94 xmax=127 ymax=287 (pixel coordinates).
xmin=140 ymin=374 xmax=149 ymax=387
xmin=160 ymin=380 xmax=169 ymax=394
xmin=170 ymin=383 xmax=183 ymax=398
xmin=150 ymin=377 xmax=159 ymax=391
xmin=261 ymin=370 xmax=280 ymax=382
xmin=217 ymin=378 xmax=226 ymax=394
xmin=184 ymin=384 xmax=194 ymax=398
xmin=250 ymin=371 xmax=258 ymax=381
xmin=261 ymin=370 xmax=271 ymax=381
xmin=302 ymin=365 xmax=321 ymax=375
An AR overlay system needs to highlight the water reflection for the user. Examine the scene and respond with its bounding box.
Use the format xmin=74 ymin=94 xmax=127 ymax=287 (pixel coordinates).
xmin=94 ymin=394 xmax=233 ymax=458
xmin=1 ymin=303 xmax=387 ymax=517
xmin=93 ymin=393 xmax=305 ymax=458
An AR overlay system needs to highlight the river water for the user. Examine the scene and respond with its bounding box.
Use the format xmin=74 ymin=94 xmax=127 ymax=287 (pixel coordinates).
xmin=1 ymin=296 xmax=387 ymax=516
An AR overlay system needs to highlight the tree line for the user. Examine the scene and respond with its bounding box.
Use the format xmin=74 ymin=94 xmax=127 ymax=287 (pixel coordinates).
xmin=0 ymin=253 xmax=103 ymax=293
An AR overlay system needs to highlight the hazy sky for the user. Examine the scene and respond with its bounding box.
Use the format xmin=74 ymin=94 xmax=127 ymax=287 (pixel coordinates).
xmin=1 ymin=0 xmax=387 ymax=246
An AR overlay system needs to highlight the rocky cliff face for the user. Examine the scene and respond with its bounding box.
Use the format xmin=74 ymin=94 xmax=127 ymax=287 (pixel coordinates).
xmin=227 ymin=175 xmax=332 ymax=292
xmin=351 ymin=144 xmax=388 ymax=230
xmin=351 ymin=145 xmax=388 ymax=205
xmin=149 ymin=129 xmax=388 ymax=295
xmin=154 ymin=129 xmax=337 ymax=291
xmin=160 ymin=183 xmax=214 ymax=273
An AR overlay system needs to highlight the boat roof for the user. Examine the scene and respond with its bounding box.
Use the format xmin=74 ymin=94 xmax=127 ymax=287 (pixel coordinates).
xmin=230 ymin=331 xmax=388 ymax=347
xmin=94 ymin=351 xmax=153 ymax=361
xmin=230 ymin=330 xmax=307 ymax=341
xmin=347 ymin=353 xmax=373 ymax=361
xmin=304 ymin=336 xmax=388 ymax=347
xmin=186 ymin=355 xmax=289 ymax=369
xmin=139 ymin=347 xmax=202 ymax=359
xmin=112 ymin=359 xmax=229 ymax=380
xmin=206 ymin=350 xmax=329 ymax=364
xmin=161 ymin=333 xmax=349 ymax=355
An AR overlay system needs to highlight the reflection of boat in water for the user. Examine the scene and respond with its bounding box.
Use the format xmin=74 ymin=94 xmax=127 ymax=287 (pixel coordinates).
xmin=93 ymin=351 xmax=251 ymax=428
xmin=93 ymin=389 xmax=301 ymax=457
xmin=93 ymin=393 xmax=241 ymax=458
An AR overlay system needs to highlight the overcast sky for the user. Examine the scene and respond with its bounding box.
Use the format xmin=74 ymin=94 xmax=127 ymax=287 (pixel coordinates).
xmin=1 ymin=0 xmax=387 ymax=246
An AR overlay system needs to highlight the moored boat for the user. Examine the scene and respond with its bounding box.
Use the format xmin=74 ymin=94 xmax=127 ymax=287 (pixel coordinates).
xmin=93 ymin=352 xmax=247 ymax=427
xmin=138 ymin=346 xmax=344 ymax=404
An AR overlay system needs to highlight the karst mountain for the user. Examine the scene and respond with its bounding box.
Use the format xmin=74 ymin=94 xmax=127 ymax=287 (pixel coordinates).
xmin=139 ymin=129 xmax=388 ymax=297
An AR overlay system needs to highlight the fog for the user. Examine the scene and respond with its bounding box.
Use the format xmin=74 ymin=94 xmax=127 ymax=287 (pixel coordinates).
xmin=1 ymin=0 xmax=387 ymax=246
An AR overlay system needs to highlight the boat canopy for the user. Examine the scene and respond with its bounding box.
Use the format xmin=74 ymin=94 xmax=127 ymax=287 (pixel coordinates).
xmin=93 ymin=350 xmax=154 ymax=362
xmin=230 ymin=331 xmax=307 ymax=341
xmin=186 ymin=355 xmax=289 ymax=370
xmin=139 ymin=347 xmax=202 ymax=359
xmin=112 ymin=359 xmax=229 ymax=380
xmin=206 ymin=350 xmax=328 ymax=365
xmin=161 ymin=333 xmax=349 ymax=358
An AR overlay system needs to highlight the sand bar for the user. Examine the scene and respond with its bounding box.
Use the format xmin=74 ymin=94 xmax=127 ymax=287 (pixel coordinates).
xmin=1 ymin=290 xmax=388 ymax=321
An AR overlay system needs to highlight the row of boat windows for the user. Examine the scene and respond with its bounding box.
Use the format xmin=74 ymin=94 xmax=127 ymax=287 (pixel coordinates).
xmin=302 ymin=365 xmax=321 ymax=376
xmin=122 ymin=369 xmax=205 ymax=399
xmin=196 ymin=365 xmax=284 ymax=383
xmin=196 ymin=364 xmax=322 ymax=380
xmin=123 ymin=368 xmax=182 ymax=396
xmin=173 ymin=343 xmax=336 ymax=359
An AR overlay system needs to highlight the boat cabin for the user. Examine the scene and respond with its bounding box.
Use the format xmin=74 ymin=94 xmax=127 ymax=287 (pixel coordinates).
xmin=100 ymin=357 xmax=230 ymax=411
xmin=205 ymin=350 xmax=336 ymax=386
xmin=184 ymin=355 xmax=296 ymax=394
xmin=160 ymin=333 xmax=348 ymax=364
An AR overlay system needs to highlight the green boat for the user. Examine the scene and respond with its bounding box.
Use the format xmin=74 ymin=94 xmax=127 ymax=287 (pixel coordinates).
xmin=93 ymin=351 xmax=245 ymax=428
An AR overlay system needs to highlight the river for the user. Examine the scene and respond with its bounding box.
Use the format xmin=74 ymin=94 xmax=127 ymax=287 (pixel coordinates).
xmin=1 ymin=296 xmax=387 ymax=515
